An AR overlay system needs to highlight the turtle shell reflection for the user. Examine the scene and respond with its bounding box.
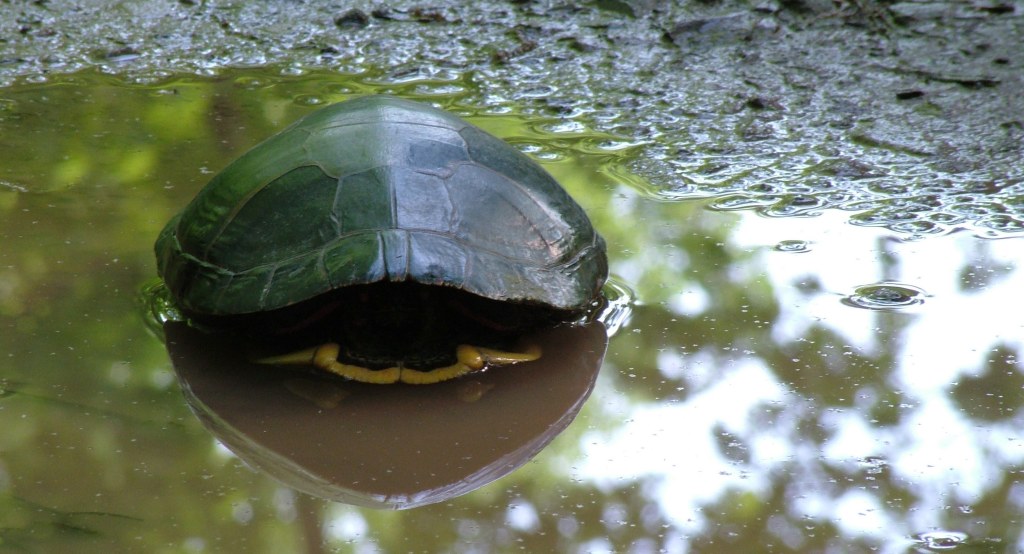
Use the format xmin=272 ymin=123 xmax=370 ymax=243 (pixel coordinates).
xmin=164 ymin=320 xmax=607 ymax=509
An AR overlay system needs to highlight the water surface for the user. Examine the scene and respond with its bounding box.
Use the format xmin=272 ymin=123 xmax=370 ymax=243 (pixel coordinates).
xmin=1 ymin=69 xmax=1022 ymax=553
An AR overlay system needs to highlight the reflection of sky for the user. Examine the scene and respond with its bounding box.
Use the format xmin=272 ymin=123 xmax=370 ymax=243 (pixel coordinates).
xmin=581 ymin=210 xmax=1024 ymax=547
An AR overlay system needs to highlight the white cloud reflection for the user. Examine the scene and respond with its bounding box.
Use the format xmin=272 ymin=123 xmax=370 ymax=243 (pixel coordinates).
xmin=580 ymin=210 xmax=1024 ymax=547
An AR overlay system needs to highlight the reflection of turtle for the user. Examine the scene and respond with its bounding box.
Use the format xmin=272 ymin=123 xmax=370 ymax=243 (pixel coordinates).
xmin=155 ymin=96 xmax=607 ymax=384
xmin=164 ymin=319 xmax=608 ymax=508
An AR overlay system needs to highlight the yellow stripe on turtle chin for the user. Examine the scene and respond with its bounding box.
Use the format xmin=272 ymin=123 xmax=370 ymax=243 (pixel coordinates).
xmin=257 ymin=342 xmax=541 ymax=385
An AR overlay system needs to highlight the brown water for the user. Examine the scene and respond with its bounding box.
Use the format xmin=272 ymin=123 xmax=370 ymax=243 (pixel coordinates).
xmin=1 ymin=69 xmax=1022 ymax=553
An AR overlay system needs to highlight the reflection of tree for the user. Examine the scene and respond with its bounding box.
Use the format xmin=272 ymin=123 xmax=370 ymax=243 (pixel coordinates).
xmin=952 ymin=343 xmax=1024 ymax=422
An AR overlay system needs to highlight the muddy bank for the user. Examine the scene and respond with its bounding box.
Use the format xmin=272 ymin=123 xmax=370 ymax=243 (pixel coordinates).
xmin=3 ymin=0 xmax=1021 ymax=234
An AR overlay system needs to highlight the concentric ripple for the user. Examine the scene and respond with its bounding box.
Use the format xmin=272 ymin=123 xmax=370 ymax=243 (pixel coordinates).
xmin=841 ymin=282 xmax=928 ymax=311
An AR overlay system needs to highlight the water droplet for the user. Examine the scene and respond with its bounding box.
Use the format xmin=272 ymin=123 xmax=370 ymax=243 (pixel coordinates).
xmin=233 ymin=76 xmax=268 ymax=89
xmin=842 ymin=283 xmax=927 ymax=310
xmin=912 ymin=530 xmax=969 ymax=550
xmin=774 ymin=239 xmax=811 ymax=253
xmin=293 ymin=94 xmax=326 ymax=106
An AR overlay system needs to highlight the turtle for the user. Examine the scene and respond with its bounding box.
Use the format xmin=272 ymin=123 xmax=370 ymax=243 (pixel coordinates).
xmin=155 ymin=95 xmax=607 ymax=384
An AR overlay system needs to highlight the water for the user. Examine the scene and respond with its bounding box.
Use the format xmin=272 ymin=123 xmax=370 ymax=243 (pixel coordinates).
xmin=842 ymin=283 xmax=928 ymax=311
xmin=2 ymin=69 xmax=1023 ymax=553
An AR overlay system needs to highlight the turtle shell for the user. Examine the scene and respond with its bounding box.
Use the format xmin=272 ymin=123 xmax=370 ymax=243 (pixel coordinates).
xmin=156 ymin=95 xmax=607 ymax=318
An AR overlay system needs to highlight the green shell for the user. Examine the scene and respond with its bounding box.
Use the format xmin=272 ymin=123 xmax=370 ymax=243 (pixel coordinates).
xmin=156 ymin=95 xmax=607 ymax=316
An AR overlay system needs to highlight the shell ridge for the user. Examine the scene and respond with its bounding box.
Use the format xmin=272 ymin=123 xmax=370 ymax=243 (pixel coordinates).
xmin=448 ymin=161 xmax=565 ymax=257
xmin=209 ymin=273 xmax=234 ymax=314
xmin=328 ymin=174 xmax=344 ymax=236
xmin=171 ymin=249 xmax=234 ymax=275
xmin=380 ymin=229 xmax=410 ymax=281
xmin=258 ymin=265 xmax=279 ymax=311
xmin=388 ymin=166 xmax=399 ymax=230
xmin=443 ymin=177 xmax=459 ymax=242
xmin=317 ymin=119 xmax=464 ymax=134
xmin=317 ymin=248 xmax=333 ymax=289
xmin=402 ymin=229 xmax=412 ymax=280
xmin=336 ymin=164 xmax=387 ymax=181
xmin=504 ymin=166 xmax=574 ymax=246
xmin=455 ymin=162 xmax=571 ymax=253
xmin=203 ymin=226 xmax=587 ymax=277
xmin=462 ymin=240 xmax=474 ymax=293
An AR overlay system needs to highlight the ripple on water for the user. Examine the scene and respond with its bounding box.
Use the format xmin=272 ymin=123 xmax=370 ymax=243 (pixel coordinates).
xmin=773 ymin=239 xmax=811 ymax=253
xmin=912 ymin=531 xmax=969 ymax=551
xmin=841 ymin=283 xmax=927 ymax=311
xmin=598 ymin=277 xmax=635 ymax=338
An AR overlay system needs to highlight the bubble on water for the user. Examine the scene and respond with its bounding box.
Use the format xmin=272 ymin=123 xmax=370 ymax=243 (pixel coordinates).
xmin=888 ymin=220 xmax=944 ymax=236
xmin=279 ymin=65 xmax=306 ymax=77
xmin=759 ymin=194 xmax=828 ymax=218
xmin=912 ymin=530 xmax=969 ymax=551
xmin=842 ymin=283 xmax=927 ymax=310
xmin=369 ymin=67 xmax=462 ymax=85
xmin=412 ymin=83 xmax=465 ymax=96
xmin=323 ymin=83 xmax=358 ymax=95
xmin=233 ymin=76 xmax=269 ymax=90
xmin=596 ymin=139 xmax=643 ymax=152
xmin=774 ymin=239 xmax=811 ymax=253
xmin=545 ymin=121 xmax=587 ymax=134
xmin=976 ymin=214 xmax=1024 ymax=237
xmin=293 ymin=94 xmax=326 ymax=106
xmin=516 ymin=142 xmax=563 ymax=161
xmin=653 ymin=154 xmax=1024 ymax=237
